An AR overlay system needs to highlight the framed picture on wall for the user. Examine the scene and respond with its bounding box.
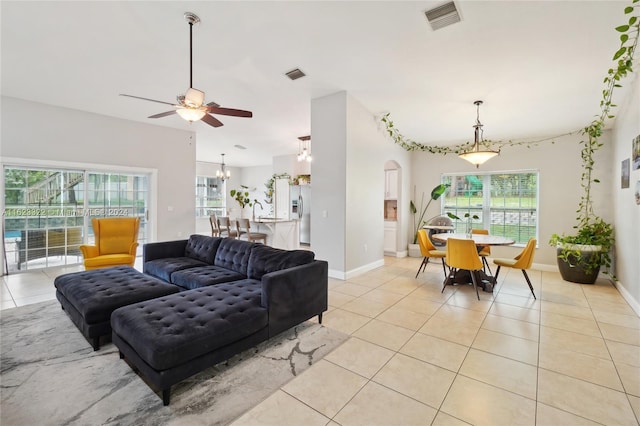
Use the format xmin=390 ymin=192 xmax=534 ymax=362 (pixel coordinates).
xmin=633 ymin=134 xmax=640 ymax=171
xmin=622 ymin=158 xmax=630 ymax=188
xmin=636 ymin=180 xmax=640 ymax=205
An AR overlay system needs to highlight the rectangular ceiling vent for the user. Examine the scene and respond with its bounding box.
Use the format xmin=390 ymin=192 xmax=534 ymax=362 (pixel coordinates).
xmin=285 ymin=68 xmax=306 ymax=81
xmin=425 ymin=2 xmax=461 ymax=31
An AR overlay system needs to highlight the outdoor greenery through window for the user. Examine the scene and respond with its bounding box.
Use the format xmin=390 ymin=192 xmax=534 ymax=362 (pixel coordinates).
xmin=441 ymin=171 xmax=538 ymax=245
xmin=3 ymin=166 xmax=148 ymax=272
xmin=196 ymin=176 xmax=226 ymax=218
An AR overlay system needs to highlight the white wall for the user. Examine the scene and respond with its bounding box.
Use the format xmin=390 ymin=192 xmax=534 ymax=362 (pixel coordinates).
xmin=411 ymin=130 xmax=613 ymax=267
xmin=611 ymin=73 xmax=640 ymax=312
xmin=1 ymin=96 xmax=196 ymax=244
xmin=311 ymin=91 xmax=411 ymax=278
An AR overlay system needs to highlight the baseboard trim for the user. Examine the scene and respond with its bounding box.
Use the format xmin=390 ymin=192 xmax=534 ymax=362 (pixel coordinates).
xmin=328 ymin=259 xmax=385 ymax=281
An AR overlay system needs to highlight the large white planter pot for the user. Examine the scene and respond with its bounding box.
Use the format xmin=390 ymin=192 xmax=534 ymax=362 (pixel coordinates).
xmin=408 ymin=244 xmax=421 ymax=258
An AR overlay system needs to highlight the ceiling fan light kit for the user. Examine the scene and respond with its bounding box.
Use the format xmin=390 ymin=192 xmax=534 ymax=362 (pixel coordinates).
xmin=458 ymin=100 xmax=499 ymax=168
xmin=119 ymin=12 xmax=252 ymax=128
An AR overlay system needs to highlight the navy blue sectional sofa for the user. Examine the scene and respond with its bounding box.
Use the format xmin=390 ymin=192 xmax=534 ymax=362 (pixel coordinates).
xmin=110 ymin=235 xmax=328 ymax=405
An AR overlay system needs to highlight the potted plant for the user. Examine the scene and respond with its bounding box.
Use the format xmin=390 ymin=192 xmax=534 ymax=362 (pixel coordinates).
xmin=446 ymin=212 xmax=480 ymax=237
xmin=547 ymin=3 xmax=638 ymax=283
xmin=408 ymin=183 xmax=449 ymax=257
xmin=230 ymin=185 xmax=260 ymax=218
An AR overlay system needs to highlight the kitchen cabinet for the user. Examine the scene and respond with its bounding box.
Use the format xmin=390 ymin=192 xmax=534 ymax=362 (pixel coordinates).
xmin=385 ymin=169 xmax=398 ymax=200
xmin=384 ymin=220 xmax=396 ymax=253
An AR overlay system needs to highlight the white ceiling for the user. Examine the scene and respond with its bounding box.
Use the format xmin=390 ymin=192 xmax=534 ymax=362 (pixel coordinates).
xmin=1 ymin=1 xmax=630 ymax=167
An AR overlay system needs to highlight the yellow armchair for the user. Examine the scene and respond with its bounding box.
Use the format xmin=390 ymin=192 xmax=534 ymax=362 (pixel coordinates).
xmin=80 ymin=217 xmax=140 ymax=270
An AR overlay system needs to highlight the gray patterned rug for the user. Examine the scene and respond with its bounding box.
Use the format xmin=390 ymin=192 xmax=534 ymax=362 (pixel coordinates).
xmin=1 ymin=300 xmax=347 ymax=425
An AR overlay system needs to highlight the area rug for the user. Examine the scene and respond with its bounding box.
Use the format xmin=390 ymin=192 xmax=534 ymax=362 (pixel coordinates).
xmin=1 ymin=300 xmax=348 ymax=425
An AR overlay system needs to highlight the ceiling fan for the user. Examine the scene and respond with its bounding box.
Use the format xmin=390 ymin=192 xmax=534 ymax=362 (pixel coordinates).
xmin=120 ymin=12 xmax=252 ymax=128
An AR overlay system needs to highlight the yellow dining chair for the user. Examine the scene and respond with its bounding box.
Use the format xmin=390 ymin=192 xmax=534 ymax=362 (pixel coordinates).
xmin=415 ymin=229 xmax=447 ymax=278
xmin=493 ymin=238 xmax=537 ymax=299
xmin=471 ymin=228 xmax=492 ymax=274
xmin=236 ymin=218 xmax=268 ymax=244
xmin=80 ymin=217 xmax=140 ymax=270
xmin=442 ymin=238 xmax=484 ymax=300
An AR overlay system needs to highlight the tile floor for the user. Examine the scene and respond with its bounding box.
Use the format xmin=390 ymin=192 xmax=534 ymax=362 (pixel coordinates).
xmin=2 ymin=256 xmax=639 ymax=425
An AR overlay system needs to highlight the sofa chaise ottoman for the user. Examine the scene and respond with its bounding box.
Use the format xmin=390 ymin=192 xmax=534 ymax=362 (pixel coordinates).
xmin=111 ymin=235 xmax=328 ymax=405
xmin=54 ymin=266 xmax=180 ymax=350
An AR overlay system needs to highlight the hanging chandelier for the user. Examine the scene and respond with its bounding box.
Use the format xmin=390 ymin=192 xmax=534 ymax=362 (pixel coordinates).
xmin=216 ymin=154 xmax=230 ymax=181
xmin=458 ymin=100 xmax=500 ymax=168
xmin=297 ymin=135 xmax=312 ymax=162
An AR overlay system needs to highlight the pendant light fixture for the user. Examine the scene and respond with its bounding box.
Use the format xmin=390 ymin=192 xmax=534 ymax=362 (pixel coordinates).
xmin=458 ymin=100 xmax=500 ymax=168
xmin=297 ymin=135 xmax=312 ymax=162
xmin=216 ymin=154 xmax=231 ymax=181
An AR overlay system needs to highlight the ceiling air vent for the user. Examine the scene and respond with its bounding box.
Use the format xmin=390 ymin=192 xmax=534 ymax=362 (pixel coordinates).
xmin=285 ymin=68 xmax=306 ymax=81
xmin=425 ymin=2 xmax=461 ymax=31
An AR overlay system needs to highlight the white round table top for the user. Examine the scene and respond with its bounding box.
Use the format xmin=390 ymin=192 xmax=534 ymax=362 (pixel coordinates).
xmin=431 ymin=233 xmax=515 ymax=246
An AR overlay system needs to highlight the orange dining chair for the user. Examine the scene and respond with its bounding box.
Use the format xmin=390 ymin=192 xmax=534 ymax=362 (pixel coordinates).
xmin=415 ymin=229 xmax=447 ymax=278
xmin=442 ymin=238 xmax=484 ymax=300
xmin=493 ymin=238 xmax=537 ymax=299
xmin=471 ymin=228 xmax=492 ymax=274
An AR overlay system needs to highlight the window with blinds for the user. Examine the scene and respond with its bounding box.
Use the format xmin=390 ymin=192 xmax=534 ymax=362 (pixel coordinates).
xmin=195 ymin=176 xmax=226 ymax=218
xmin=441 ymin=171 xmax=538 ymax=245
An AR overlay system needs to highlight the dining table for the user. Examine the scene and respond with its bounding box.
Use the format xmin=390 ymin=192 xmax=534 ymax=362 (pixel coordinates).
xmin=431 ymin=232 xmax=515 ymax=292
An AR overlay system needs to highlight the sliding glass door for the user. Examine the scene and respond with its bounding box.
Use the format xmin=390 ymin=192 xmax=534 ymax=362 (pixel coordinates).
xmin=3 ymin=166 xmax=149 ymax=272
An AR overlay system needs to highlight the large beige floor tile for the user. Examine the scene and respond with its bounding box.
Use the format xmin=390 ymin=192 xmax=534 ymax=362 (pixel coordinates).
xmin=459 ymin=349 xmax=537 ymax=399
xmin=488 ymin=302 xmax=540 ymax=324
xmin=431 ymin=411 xmax=471 ymax=426
xmin=589 ymin=298 xmax=638 ymax=316
xmin=599 ymin=322 xmax=640 ymax=346
xmin=322 ymin=308 xmax=371 ymax=335
xmin=615 ymin=361 xmax=640 ymax=397
xmin=399 ymin=333 xmax=468 ymax=372
xmin=328 ymin=290 xmax=356 ymax=308
xmin=540 ymin=326 xmax=609 ymax=359
xmin=358 ymin=288 xmax=405 ymax=305
xmin=445 ymin=289 xmax=494 ymax=312
xmin=629 ymin=395 xmax=640 ymax=422
xmin=539 ymin=343 xmax=624 ymax=391
xmin=493 ymin=292 xmax=540 ymax=310
xmin=393 ymin=295 xmax=443 ymax=316
xmin=482 ymin=314 xmax=540 ymax=341
xmin=537 ymin=368 xmax=637 ymax=425
xmin=331 ymin=282 xmax=373 ymax=297
xmin=541 ymin=288 xmax=589 ymax=308
xmin=340 ymin=297 xmax=389 ymax=318
xmin=231 ymin=390 xmax=329 ymax=426
xmin=440 ymin=375 xmax=536 ymax=426
xmin=333 ymin=381 xmax=437 ymax=426
xmin=282 ymin=360 xmax=367 ymax=418
xmin=540 ymin=310 xmax=601 ymax=337
xmin=419 ymin=314 xmax=482 ymax=347
xmin=352 ymin=319 xmax=414 ymax=351
xmin=606 ymin=339 xmax=640 ymax=367
xmin=535 ymin=403 xmax=601 ymax=426
xmin=324 ymin=337 xmax=394 ymax=379
xmin=6 ymin=279 xmax=55 ymax=298
xmin=373 ymin=353 xmax=455 ymax=408
xmin=376 ymin=305 xmax=430 ymax=331
xmin=594 ymin=310 xmax=640 ymax=329
xmin=540 ymin=300 xmax=594 ymax=320
xmin=408 ymin=284 xmax=456 ymax=303
xmin=472 ymin=329 xmax=538 ymax=365
xmin=377 ymin=276 xmax=421 ymax=295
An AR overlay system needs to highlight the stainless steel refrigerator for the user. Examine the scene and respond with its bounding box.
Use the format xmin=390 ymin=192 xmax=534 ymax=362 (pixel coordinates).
xmin=291 ymin=185 xmax=311 ymax=245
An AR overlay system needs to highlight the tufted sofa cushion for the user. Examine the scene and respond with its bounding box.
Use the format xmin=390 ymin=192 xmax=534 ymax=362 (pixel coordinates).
xmin=111 ymin=280 xmax=266 ymax=371
xmin=54 ymin=266 xmax=180 ymax=324
xmin=247 ymin=245 xmax=315 ymax=280
xmin=184 ymin=235 xmax=221 ymax=264
xmin=144 ymin=257 xmax=208 ymax=283
xmin=213 ymin=238 xmax=254 ymax=276
xmin=170 ymin=266 xmax=246 ymax=290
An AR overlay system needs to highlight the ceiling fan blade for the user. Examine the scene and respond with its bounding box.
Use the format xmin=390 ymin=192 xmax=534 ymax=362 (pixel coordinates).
xmin=148 ymin=110 xmax=177 ymax=119
xmin=207 ymin=106 xmax=253 ymax=118
xmin=201 ymin=113 xmax=224 ymax=128
xmin=206 ymin=101 xmax=220 ymax=108
xmin=120 ymin=94 xmax=176 ymax=107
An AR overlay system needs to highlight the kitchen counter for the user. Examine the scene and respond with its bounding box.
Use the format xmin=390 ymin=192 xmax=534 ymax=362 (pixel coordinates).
xmin=253 ymin=218 xmax=299 ymax=250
